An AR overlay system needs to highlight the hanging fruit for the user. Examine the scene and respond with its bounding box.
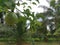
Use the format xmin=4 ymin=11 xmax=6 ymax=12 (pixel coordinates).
xmin=5 ymin=12 xmax=18 ymax=25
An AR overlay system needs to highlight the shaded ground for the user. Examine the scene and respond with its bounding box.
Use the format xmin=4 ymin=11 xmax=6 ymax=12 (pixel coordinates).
xmin=0 ymin=41 xmax=60 ymax=45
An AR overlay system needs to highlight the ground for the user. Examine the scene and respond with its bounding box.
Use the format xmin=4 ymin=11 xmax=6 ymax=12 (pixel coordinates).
xmin=0 ymin=41 xmax=60 ymax=45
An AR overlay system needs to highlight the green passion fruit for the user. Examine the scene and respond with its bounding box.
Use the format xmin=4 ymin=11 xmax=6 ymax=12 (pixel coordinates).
xmin=5 ymin=12 xmax=18 ymax=25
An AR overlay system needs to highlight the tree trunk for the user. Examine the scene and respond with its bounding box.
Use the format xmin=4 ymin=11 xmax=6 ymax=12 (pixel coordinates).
xmin=16 ymin=39 xmax=23 ymax=45
xmin=16 ymin=39 xmax=30 ymax=45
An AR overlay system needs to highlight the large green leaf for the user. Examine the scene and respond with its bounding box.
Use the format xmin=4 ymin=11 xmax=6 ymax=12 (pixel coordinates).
xmin=0 ymin=0 xmax=15 ymax=12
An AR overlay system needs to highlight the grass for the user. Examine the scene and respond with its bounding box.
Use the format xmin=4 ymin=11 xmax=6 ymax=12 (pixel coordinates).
xmin=0 ymin=41 xmax=60 ymax=45
xmin=34 ymin=41 xmax=60 ymax=45
xmin=0 ymin=24 xmax=60 ymax=45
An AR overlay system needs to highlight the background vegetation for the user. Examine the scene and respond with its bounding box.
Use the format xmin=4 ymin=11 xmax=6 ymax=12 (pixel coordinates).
xmin=0 ymin=0 xmax=60 ymax=45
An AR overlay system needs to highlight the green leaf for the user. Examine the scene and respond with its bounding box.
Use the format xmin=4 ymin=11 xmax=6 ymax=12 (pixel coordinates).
xmin=50 ymin=0 xmax=55 ymax=7
xmin=27 ymin=0 xmax=32 ymax=1
xmin=28 ymin=6 xmax=32 ymax=9
xmin=0 ymin=6 xmax=3 ymax=12
xmin=24 ymin=9 xmax=31 ymax=16
xmin=32 ymin=2 xmax=37 ymax=5
xmin=29 ymin=0 xmax=32 ymax=1
xmin=4 ymin=2 xmax=12 ymax=9
xmin=21 ymin=2 xmax=27 ymax=5
xmin=36 ymin=0 xmax=40 ymax=3
xmin=36 ymin=13 xmax=45 ymax=19
xmin=35 ymin=20 xmax=42 ymax=26
xmin=5 ymin=1 xmax=15 ymax=10
xmin=17 ymin=1 xmax=20 ymax=6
